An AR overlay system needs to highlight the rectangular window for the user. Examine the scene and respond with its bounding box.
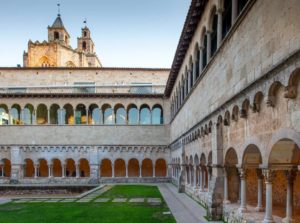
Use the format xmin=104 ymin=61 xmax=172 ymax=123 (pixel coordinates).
xmin=8 ymin=88 xmax=27 ymax=93
xmin=130 ymin=83 xmax=152 ymax=94
xmin=73 ymin=82 xmax=95 ymax=93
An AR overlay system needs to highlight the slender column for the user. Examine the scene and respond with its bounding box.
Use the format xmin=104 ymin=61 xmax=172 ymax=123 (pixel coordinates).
xmin=62 ymin=164 xmax=65 ymax=177
xmin=199 ymin=46 xmax=204 ymax=73
xmin=224 ymin=167 xmax=230 ymax=204
xmin=206 ymin=31 xmax=212 ymax=60
xmin=199 ymin=166 xmax=203 ymax=191
xmin=48 ymin=165 xmax=52 ymax=178
xmin=189 ymin=165 xmax=192 ymax=185
xmin=20 ymin=109 xmax=24 ymax=124
xmin=76 ymin=164 xmax=80 ymax=178
xmin=59 ymin=109 xmax=63 ymax=125
xmin=112 ymin=164 xmax=115 ymax=178
xmin=238 ymin=168 xmax=248 ymax=213
xmin=255 ymin=169 xmax=264 ymax=212
xmin=8 ymin=109 xmax=12 ymax=125
xmin=86 ymin=108 xmax=89 ymax=124
xmin=282 ymin=169 xmax=297 ymax=223
xmin=262 ymin=169 xmax=276 ymax=223
xmin=125 ymin=164 xmax=128 ymax=178
xmin=231 ymin=0 xmax=238 ymax=24
xmin=73 ymin=110 xmax=76 ymax=125
xmin=217 ymin=9 xmax=223 ymax=48
xmin=193 ymin=167 xmax=197 ymax=188
xmin=192 ymin=61 xmax=197 ymax=84
xmin=203 ymin=169 xmax=206 ymax=190
xmin=34 ymin=165 xmax=38 ymax=178
xmin=187 ymin=70 xmax=191 ymax=94
xmin=153 ymin=164 xmax=155 ymax=178
xmin=139 ymin=165 xmax=142 ymax=178
xmin=33 ymin=109 xmax=37 ymax=125
xmin=47 ymin=109 xmax=50 ymax=124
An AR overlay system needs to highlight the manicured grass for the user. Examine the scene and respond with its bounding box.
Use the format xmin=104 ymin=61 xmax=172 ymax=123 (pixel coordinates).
xmin=97 ymin=184 xmax=163 ymax=199
xmin=0 ymin=185 xmax=176 ymax=223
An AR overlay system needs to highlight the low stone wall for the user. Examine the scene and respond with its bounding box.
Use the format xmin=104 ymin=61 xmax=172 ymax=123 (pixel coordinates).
xmin=99 ymin=177 xmax=171 ymax=184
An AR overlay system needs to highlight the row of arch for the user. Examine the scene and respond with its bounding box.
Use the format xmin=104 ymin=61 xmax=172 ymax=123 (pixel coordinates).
xmin=171 ymin=0 xmax=249 ymax=118
xmin=0 ymin=158 xmax=167 ymax=178
xmin=0 ymin=103 xmax=163 ymax=125
xmin=178 ymin=68 xmax=300 ymax=147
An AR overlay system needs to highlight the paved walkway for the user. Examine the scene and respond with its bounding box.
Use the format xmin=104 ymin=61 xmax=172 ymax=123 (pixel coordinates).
xmin=158 ymin=183 xmax=222 ymax=223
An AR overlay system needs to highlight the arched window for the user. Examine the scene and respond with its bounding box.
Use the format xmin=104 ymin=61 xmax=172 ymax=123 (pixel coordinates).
xmin=203 ymin=34 xmax=207 ymax=68
xmin=103 ymin=104 xmax=114 ymax=125
xmin=152 ymin=104 xmax=163 ymax=124
xmin=11 ymin=104 xmax=21 ymax=125
xmin=238 ymin=0 xmax=248 ymax=15
xmin=75 ymin=104 xmax=87 ymax=124
xmin=24 ymin=159 xmax=35 ymax=177
xmin=79 ymin=159 xmax=90 ymax=177
xmin=38 ymin=159 xmax=48 ymax=177
xmin=115 ymin=104 xmax=126 ymax=125
xmin=211 ymin=13 xmax=218 ymax=56
xmin=128 ymin=104 xmax=138 ymax=124
xmin=140 ymin=105 xmax=151 ymax=124
xmin=23 ymin=104 xmax=34 ymax=125
xmin=37 ymin=104 xmax=48 ymax=124
xmin=194 ymin=44 xmax=200 ymax=79
xmin=0 ymin=104 xmax=9 ymax=125
xmin=222 ymin=0 xmax=232 ymax=38
xmin=50 ymin=104 xmax=60 ymax=124
xmin=54 ymin=31 xmax=59 ymax=40
xmin=82 ymin=41 xmax=87 ymax=50
xmin=62 ymin=104 xmax=74 ymax=125
xmin=88 ymin=104 xmax=102 ymax=124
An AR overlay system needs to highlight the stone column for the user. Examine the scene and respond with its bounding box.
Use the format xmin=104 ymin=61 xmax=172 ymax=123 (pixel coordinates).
xmin=73 ymin=110 xmax=76 ymax=125
xmin=47 ymin=109 xmax=50 ymax=124
xmin=76 ymin=164 xmax=80 ymax=178
xmin=203 ymin=169 xmax=207 ymax=190
xmin=20 ymin=109 xmax=24 ymax=124
xmin=192 ymin=60 xmax=197 ymax=84
xmin=8 ymin=109 xmax=12 ymax=125
xmin=139 ymin=165 xmax=142 ymax=178
xmin=224 ymin=167 xmax=230 ymax=204
xmin=199 ymin=166 xmax=203 ymax=191
xmin=153 ymin=164 xmax=155 ymax=178
xmin=34 ymin=165 xmax=38 ymax=178
xmin=86 ymin=108 xmax=89 ymax=124
xmin=206 ymin=31 xmax=212 ymax=60
xmin=193 ymin=167 xmax=197 ymax=189
xmin=199 ymin=46 xmax=204 ymax=73
xmin=112 ymin=164 xmax=115 ymax=178
xmin=255 ymin=169 xmax=264 ymax=212
xmin=59 ymin=109 xmax=63 ymax=125
xmin=125 ymin=164 xmax=128 ymax=178
xmin=62 ymin=164 xmax=65 ymax=178
xmin=187 ymin=70 xmax=191 ymax=94
xmin=217 ymin=9 xmax=223 ymax=48
xmin=1 ymin=164 xmax=4 ymax=177
xmin=231 ymin=0 xmax=238 ymax=24
xmin=262 ymin=169 xmax=276 ymax=223
xmin=282 ymin=169 xmax=297 ymax=223
xmin=238 ymin=168 xmax=248 ymax=213
xmin=48 ymin=165 xmax=52 ymax=178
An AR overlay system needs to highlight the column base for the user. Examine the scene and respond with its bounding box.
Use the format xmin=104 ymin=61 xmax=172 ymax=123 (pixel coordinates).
xmin=282 ymin=217 xmax=295 ymax=223
xmin=255 ymin=206 xmax=265 ymax=212
xmin=262 ymin=217 xmax=275 ymax=223
xmin=223 ymin=200 xmax=231 ymax=204
xmin=238 ymin=206 xmax=248 ymax=214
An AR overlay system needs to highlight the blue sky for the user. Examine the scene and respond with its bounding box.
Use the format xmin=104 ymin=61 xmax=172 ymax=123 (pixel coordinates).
xmin=0 ymin=0 xmax=190 ymax=68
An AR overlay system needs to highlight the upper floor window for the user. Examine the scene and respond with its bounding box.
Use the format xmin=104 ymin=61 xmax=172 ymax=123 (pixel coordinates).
xmin=54 ymin=32 xmax=59 ymax=40
xmin=82 ymin=41 xmax=87 ymax=50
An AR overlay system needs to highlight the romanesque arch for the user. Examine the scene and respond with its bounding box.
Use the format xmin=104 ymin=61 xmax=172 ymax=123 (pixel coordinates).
xmin=79 ymin=158 xmax=90 ymax=177
xmin=24 ymin=158 xmax=34 ymax=177
xmin=65 ymin=159 xmax=76 ymax=177
xmin=128 ymin=158 xmax=139 ymax=177
xmin=155 ymin=158 xmax=167 ymax=177
xmin=100 ymin=159 xmax=112 ymax=177
xmin=224 ymin=148 xmax=239 ymax=203
xmin=142 ymin=158 xmax=153 ymax=177
xmin=114 ymin=159 xmax=126 ymax=177
xmin=52 ymin=159 xmax=62 ymax=177
xmin=38 ymin=159 xmax=48 ymax=177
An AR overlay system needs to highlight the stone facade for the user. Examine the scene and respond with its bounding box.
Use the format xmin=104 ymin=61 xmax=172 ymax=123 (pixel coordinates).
xmin=1 ymin=0 xmax=300 ymax=222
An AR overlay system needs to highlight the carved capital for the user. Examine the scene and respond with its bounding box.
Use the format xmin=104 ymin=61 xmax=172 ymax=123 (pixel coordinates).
xmin=262 ymin=169 xmax=276 ymax=183
xmin=238 ymin=168 xmax=248 ymax=180
xmin=284 ymin=168 xmax=297 ymax=183
xmin=284 ymin=85 xmax=297 ymax=99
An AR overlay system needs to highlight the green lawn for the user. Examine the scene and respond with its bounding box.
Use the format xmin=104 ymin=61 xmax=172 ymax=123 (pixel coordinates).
xmin=0 ymin=185 xmax=176 ymax=223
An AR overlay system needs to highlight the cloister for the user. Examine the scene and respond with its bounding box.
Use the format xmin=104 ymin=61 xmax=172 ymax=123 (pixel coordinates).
xmin=0 ymin=103 xmax=163 ymax=125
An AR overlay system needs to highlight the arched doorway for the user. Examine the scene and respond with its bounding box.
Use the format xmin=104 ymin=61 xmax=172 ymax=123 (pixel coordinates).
xmin=142 ymin=159 xmax=153 ymax=177
xmin=114 ymin=159 xmax=126 ymax=177
xmin=24 ymin=159 xmax=35 ymax=177
xmin=79 ymin=158 xmax=90 ymax=177
xmin=155 ymin=159 xmax=167 ymax=177
xmin=52 ymin=159 xmax=62 ymax=177
xmin=100 ymin=159 xmax=112 ymax=177
xmin=128 ymin=158 xmax=139 ymax=177
xmin=65 ymin=159 xmax=76 ymax=177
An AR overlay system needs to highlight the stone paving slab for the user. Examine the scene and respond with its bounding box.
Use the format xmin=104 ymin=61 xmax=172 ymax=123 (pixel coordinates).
xmin=59 ymin=199 xmax=77 ymax=202
xmin=94 ymin=198 xmax=110 ymax=203
xmin=147 ymin=198 xmax=162 ymax=205
xmin=129 ymin=198 xmax=145 ymax=203
xmin=112 ymin=198 xmax=127 ymax=202
xmin=44 ymin=199 xmax=62 ymax=202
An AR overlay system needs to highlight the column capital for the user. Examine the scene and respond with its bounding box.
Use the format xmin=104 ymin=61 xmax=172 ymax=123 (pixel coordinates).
xmin=217 ymin=7 xmax=224 ymax=14
xmin=238 ymin=168 xmax=248 ymax=180
xmin=256 ymin=168 xmax=263 ymax=179
xmin=284 ymin=168 xmax=297 ymax=183
xmin=262 ymin=169 xmax=276 ymax=183
xmin=206 ymin=30 xmax=213 ymax=35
